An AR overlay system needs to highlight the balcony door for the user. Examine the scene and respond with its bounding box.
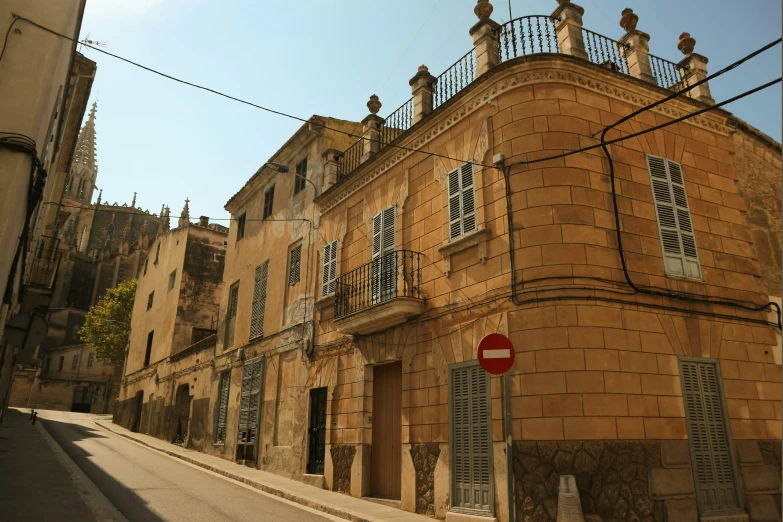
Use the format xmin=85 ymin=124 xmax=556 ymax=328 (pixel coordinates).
xmin=371 ymin=207 xmax=396 ymax=305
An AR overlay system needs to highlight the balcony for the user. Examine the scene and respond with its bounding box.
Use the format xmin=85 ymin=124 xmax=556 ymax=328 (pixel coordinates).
xmin=334 ymin=250 xmax=424 ymax=335
xmin=25 ymin=244 xmax=62 ymax=290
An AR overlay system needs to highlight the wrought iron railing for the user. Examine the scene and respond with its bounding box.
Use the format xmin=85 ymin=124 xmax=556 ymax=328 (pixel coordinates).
xmin=334 ymin=250 xmax=421 ymax=319
xmin=498 ymin=15 xmax=558 ymax=62
xmin=379 ymin=97 xmax=414 ymax=148
xmin=582 ymin=28 xmax=629 ymax=75
xmin=433 ymin=48 xmax=476 ymax=110
xmin=25 ymin=241 xmax=61 ymax=289
xmin=649 ymin=53 xmax=690 ymax=94
xmin=336 ymin=139 xmax=363 ymax=182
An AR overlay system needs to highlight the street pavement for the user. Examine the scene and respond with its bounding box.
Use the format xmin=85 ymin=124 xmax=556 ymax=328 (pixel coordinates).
xmin=31 ymin=409 xmax=337 ymax=522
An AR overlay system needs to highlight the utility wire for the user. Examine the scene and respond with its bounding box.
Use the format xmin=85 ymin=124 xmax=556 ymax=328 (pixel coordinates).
xmin=10 ymin=14 xmax=496 ymax=171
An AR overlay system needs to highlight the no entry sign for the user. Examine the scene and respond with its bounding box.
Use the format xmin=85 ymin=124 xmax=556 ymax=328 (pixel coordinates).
xmin=477 ymin=333 xmax=515 ymax=375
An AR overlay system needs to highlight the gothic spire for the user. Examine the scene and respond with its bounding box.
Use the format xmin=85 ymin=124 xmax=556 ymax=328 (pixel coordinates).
xmin=178 ymin=198 xmax=190 ymax=227
xmin=73 ymin=101 xmax=98 ymax=178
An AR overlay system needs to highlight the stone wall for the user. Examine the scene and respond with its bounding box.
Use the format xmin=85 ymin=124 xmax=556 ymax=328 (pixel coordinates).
xmin=411 ymin=442 xmax=440 ymax=516
xmin=331 ymin=444 xmax=355 ymax=494
xmin=737 ymin=440 xmax=782 ymax=522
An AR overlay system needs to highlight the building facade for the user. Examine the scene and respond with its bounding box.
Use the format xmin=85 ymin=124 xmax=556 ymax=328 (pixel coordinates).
xmin=117 ymin=2 xmax=781 ymax=521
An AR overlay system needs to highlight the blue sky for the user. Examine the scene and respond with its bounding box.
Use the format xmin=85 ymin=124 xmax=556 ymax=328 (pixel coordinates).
xmin=78 ymin=0 xmax=781 ymax=224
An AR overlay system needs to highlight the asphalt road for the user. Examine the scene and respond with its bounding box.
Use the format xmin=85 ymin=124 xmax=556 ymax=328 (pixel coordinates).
xmin=39 ymin=411 xmax=334 ymax=522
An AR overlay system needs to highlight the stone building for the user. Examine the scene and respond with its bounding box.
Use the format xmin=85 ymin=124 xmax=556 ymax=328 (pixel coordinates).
xmin=116 ymin=2 xmax=781 ymax=521
xmin=113 ymin=215 xmax=229 ymax=447
xmin=0 ymin=0 xmax=89 ymax=419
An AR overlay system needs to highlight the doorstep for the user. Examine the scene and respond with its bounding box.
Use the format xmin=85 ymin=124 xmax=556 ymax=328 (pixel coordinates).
xmin=94 ymin=421 xmax=431 ymax=522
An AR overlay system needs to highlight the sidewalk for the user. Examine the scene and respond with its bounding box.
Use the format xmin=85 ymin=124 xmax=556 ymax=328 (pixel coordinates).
xmin=0 ymin=408 xmax=98 ymax=521
xmin=95 ymin=419 xmax=432 ymax=522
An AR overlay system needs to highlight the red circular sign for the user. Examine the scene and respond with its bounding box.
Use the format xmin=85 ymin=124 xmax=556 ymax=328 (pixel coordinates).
xmin=477 ymin=333 xmax=515 ymax=375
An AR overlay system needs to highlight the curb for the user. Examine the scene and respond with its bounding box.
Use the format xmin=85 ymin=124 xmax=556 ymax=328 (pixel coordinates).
xmin=93 ymin=421 xmax=376 ymax=522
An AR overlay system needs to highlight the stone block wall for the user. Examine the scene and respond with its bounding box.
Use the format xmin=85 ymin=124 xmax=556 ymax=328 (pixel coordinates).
xmin=737 ymin=440 xmax=782 ymax=522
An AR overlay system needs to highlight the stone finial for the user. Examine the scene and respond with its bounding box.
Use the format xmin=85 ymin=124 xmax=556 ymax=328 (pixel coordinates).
xmin=131 ymin=191 xmax=137 ymax=207
xmin=474 ymin=0 xmax=493 ymax=20
xmin=678 ymin=32 xmax=696 ymax=55
xmin=620 ymin=8 xmax=638 ymax=32
xmin=367 ymin=94 xmax=382 ymax=115
xmin=96 ymin=189 xmax=102 ymax=205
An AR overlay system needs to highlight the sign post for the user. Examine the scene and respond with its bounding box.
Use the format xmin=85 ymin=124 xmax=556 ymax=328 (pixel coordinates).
xmin=477 ymin=333 xmax=515 ymax=522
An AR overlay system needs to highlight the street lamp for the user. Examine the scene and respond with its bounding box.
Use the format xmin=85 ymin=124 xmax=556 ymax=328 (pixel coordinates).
xmin=263 ymin=162 xmax=318 ymax=196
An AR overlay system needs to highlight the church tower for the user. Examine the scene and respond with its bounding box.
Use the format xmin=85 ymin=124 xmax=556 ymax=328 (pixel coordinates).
xmin=67 ymin=101 xmax=98 ymax=204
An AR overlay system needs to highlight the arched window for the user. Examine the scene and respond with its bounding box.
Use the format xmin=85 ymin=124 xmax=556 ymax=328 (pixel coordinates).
xmin=79 ymin=226 xmax=88 ymax=252
xmin=106 ymin=223 xmax=115 ymax=243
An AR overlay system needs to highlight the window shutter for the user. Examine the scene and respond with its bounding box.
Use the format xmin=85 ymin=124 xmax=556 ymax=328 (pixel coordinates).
xmin=237 ymin=357 xmax=264 ymax=447
xmin=250 ymin=261 xmax=268 ymax=339
xmin=451 ymin=364 xmax=492 ymax=512
xmin=288 ymin=245 xmax=301 ymax=286
xmin=228 ymin=285 xmax=239 ymax=318
xmin=372 ymin=208 xmax=396 ymax=303
xmin=322 ymin=240 xmax=338 ymax=297
xmin=448 ymin=163 xmax=477 ymax=240
xmin=680 ymin=359 xmax=741 ymax=515
xmin=215 ymin=371 xmax=231 ymax=443
xmin=647 ymin=155 xmax=701 ymax=279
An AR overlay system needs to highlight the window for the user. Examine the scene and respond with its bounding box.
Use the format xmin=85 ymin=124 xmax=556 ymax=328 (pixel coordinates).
xmin=263 ymin=187 xmax=275 ymax=220
xmin=679 ymin=357 xmax=742 ymax=516
xmin=321 ymin=240 xmax=338 ymax=297
xmin=371 ymin=207 xmax=396 ymax=304
xmin=144 ymin=257 xmax=149 ymax=275
xmin=144 ymin=331 xmax=154 ymax=367
xmin=44 ymin=357 xmax=51 ymax=374
xmin=214 ymin=371 xmax=231 ymax=444
xmin=250 ymin=261 xmax=269 ymax=339
xmin=236 ymin=212 xmax=246 ymax=242
xmin=79 ymin=227 xmax=87 ymax=253
xmin=228 ymin=285 xmax=239 ymax=318
xmin=168 ymin=270 xmax=176 ymax=292
xmin=147 ymin=291 xmax=154 ymax=310
xmin=647 ymin=155 xmax=701 ymax=279
xmin=106 ymin=223 xmax=115 ymax=243
xmin=71 ymin=354 xmax=79 ymax=371
xmin=447 ymin=163 xmax=477 ymax=240
xmin=154 ymin=242 xmax=160 ymax=264
xmin=294 ymin=158 xmax=307 ymax=194
xmin=450 ymin=362 xmax=493 ymax=513
xmin=288 ymin=245 xmax=302 ymax=286
xmin=58 ymin=356 xmax=64 ymax=372
xmin=225 ymin=283 xmax=239 ymax=349
xmin=87 ymin=352 xmax=94 ymax=368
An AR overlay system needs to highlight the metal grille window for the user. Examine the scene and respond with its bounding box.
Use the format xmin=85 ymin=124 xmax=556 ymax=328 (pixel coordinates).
xmin=87 ymin=352 xmax=94 ymax=368
xmin=294 ymin=158 xmax=307 ymax=194
xmin=236 ymin=212 xmax=246 ymax=242
xmin=249 ymin=261 xmax=269 ymax=339
xmin=147 ymin=291 xmax=154 ymax=310
xmin=228 ymin=285 xmax=239 ymax=318
xmin=71 ymin=354 xmax=79 ymax=371
xmin=371 ymin=207 xmax=396 ymax=304
xmin=168 ymin=270 xmax=176 ymax=292
xmin=450 ymin=362 xmax=493 ymax=513
xmin=680 ymin=358 xmax=743 ymax=516
xmin=154 ymin=242 xmax=160 ymax=264
xmin=321 ymin=240 xmax=338 ymax=297
xmin=144 ymin=331 xmax=154 ymax=367
xmin=237 ymin=357 xmax=264 ymax=463
xmin=214 ymin=370 xmax=231 ymax=444
xmin=263 ymin=186 xmax=275 ymax=219
xmin=448 ymin=163 xmax=477 ymax=240
xmin=288 ymin=245 xmax=302 ymax=286
xmin=647 ymin=155 xmax=701 ymax=279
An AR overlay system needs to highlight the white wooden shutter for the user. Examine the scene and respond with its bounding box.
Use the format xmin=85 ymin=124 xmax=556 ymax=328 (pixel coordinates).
xmin=448 ymin=163 xmax=477 ymax=240
xmin=249 ymin=261 xmax=268 ymax=339
xmin=680 ymin=359 xmax=741 ymax=515
xmin=371 ymin=208 xmax=396 ymax=304
xmin=451 ymin=364 xmax=492 ymax=512
xmin=647 ymin=155 xmax=701 ymax=279
xmin=321 ymin=240 xmax=338 ymax=297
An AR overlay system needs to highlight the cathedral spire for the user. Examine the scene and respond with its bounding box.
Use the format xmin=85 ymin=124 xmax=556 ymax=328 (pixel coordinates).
xmin=178 ymin=198 xmax=190 ymax=228
xmin=73 ymin=101 xmax=98 ymax=178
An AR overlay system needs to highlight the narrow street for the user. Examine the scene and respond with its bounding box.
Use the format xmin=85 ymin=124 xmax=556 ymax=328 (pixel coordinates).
xmin=36 ymin=410 xmax=335 ymax=522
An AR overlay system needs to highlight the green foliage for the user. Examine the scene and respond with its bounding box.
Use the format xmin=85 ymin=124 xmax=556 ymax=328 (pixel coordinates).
xmin=79 ymin=279 xmax=137 ymax=365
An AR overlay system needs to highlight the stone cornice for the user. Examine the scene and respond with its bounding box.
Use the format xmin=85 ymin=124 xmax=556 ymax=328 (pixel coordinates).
xmin=317 ymin=55 xmax=731 ymax=215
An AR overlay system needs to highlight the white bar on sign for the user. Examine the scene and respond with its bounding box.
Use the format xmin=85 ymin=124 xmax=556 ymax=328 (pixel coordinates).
xmin=483 ymin=349 xmax=511 ymax=359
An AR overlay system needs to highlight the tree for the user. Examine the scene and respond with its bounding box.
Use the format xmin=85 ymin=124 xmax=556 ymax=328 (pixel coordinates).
xmin=79 ymin=279 xmax=136 ymax=365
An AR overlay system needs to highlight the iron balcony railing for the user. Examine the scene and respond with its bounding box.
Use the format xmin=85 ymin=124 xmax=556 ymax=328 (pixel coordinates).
xmin=334 ymin=250 xmax=422 ymax=319
xmin=25 ymin=240 xmax=61 ymax=289
xmin=334 ymin=15 xmax=691 ymax=182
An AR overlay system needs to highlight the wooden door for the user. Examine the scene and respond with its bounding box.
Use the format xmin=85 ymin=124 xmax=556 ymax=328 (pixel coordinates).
xmin=371 ymin=362 xmax=401 ymax=499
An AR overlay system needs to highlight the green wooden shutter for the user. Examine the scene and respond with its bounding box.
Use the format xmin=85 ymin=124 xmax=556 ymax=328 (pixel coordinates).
xmin=647 ymin=155 xmax=701 ymax=279
xmin=250 ymin=262 xmax=268 ymax=339
xmin=237 ymin=357 xmax=264 ymax=452
xmin=680 ymin=358 xmax=742 ymax=515
xmin=215 ymin=371 xmax=231 ymax=443
xmin=451 ymin=363 xmax=493 ymax=513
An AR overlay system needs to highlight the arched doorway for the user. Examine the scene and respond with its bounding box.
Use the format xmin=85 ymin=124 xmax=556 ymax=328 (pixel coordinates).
xmin=174 ymin=384 xmax=192 ymax=444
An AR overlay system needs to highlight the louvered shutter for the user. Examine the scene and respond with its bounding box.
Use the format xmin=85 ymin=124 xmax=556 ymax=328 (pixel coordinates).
xmin=288 ymin=245 xmax=302 ymax=286
xmin=215 ymin=371 xmax=231 ymax=443
xmin=647 ymin=155 xmax=701 ymax=279
xmin=371 ymin=208 xmax=396 ymax=304
xmin=680 ymin=359 xmax=741 ymax=515
xmin=322 ymin=240 xmax=338 ymax=297
xmin=237 ymin=357 xmax=264 ymax=447
xmin=448 ymin=163 xmax=477 ymax=240
xmin=451 ymin=364 xmax=492 ymax=512
xmin=250 ymin=262 xmax=268 ymax=339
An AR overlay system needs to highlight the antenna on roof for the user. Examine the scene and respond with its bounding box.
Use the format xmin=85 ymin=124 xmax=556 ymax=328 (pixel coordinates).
xmin=80 ymin=33 xmax=107 ymax=52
